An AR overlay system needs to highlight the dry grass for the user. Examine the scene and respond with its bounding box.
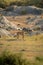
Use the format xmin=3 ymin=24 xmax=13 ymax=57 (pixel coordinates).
xmin=0 ymin=34 xmax=43 ymax=60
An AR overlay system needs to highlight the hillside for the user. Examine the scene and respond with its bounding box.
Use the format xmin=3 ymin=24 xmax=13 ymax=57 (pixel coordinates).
xmin=0 ymin=6 xmax=43 ymax=36
xmin=0 ymin=5 xmax=43 ymax=63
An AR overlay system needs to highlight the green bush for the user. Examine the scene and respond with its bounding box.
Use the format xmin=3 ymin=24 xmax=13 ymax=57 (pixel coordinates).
xmin=33 ymin=26 xmax=41 ymax=31
xmin=0 ymin=52 xmax=29 ymax=65
xmin=21 ymin=10 xmax=27 ymax=15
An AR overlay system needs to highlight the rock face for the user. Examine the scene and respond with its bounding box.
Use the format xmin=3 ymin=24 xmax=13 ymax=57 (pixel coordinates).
xmin=0 ymin=29 xmax=12 ymax=37
xmin=0 ymin=15 xmax=22 ymax=37
xmin=0 ymin=6 xmax=43 ymax=16
xmin=0 ymin=15 xmax=20 ymax=29
xmin=0 ymin=6 xmax=43 ymax=36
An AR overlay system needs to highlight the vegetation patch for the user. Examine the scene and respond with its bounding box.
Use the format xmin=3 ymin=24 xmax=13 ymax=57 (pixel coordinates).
xmin=0 ymin=52 xmax=43 ymax=65
xmin=21 ymin=10 xmax=27 ymax=15
xmin=0 ymin=0 xmax=43 ymax=8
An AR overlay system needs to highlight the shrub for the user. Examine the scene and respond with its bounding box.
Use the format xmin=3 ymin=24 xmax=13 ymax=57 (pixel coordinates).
xmin=0 ymin=52 xmax=29 ymax=65
xmin=35 ymin=57 xmax=43 ymax=61
xmin=33 ymin=26 xmax=41 ymax=31
xmin=21 ymin=10 xmax=27 ymax=15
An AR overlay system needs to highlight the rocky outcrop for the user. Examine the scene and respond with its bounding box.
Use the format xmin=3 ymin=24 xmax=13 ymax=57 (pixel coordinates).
xmin=0 ymin=6 xmax=43 ymax=16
